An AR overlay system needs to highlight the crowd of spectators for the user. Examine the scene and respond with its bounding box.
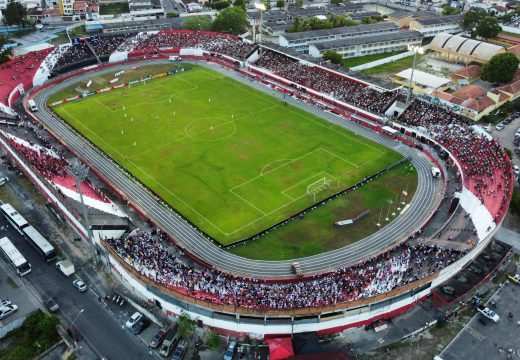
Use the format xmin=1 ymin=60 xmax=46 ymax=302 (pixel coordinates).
xmin=133 ymin=31 xmax=257 ymax=60
xmin=53 ymin=42 xmax=95 ymax=70
xmin=253 ymin=50 xmax=396 ymax=114
xmin=106 ymin=231 xmax=463 ymax=309
xmin=91 ymin=34 xmax=137 ymax=58
xmin=400 ymin=101 xmax=511 ymax=221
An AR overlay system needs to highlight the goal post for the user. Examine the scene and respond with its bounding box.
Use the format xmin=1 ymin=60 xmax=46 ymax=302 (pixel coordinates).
xmin=306 ymin=177 xmax=332 ymax=201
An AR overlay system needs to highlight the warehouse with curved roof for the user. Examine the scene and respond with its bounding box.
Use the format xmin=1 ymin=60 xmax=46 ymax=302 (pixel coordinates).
xmin=431 ymin=33 xmax=505 ymax=64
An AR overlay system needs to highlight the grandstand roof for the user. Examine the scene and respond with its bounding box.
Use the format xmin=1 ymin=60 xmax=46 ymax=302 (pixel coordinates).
xmin=101 ymin=17 xmax=182 ymax=31
xmin=431 ymin=33 xmax=505 ymax=63
xmin=413 ymin=14 xmax=463 ymax=26
xmin=395 ymin=68 xmax=451 ymax=89
xmin=311 ymin=31 xmax=423 ymax=51
xmin=281 ymin=22 xmax=399 ymax=41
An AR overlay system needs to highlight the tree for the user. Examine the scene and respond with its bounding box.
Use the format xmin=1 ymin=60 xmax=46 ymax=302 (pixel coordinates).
xmin=177 ymin=311 xmax=196 ymax=338
xmin=461 ymin=8 xmax=487 ymax=35
xmin=211 ymin=1 xmax=230 ymax=10
xmin=330 ymin=0 xmax=342 ymax=4
xmin=3 ymin=0 xmax=28 ymax=27
xmin=0 ymin=35 xmax=13 ymax=65
xmin=295 ymin=0 xmax=303 ymax=8
xmin=475 ymin=16 xmax=501 ymax=39
xmin=206 ymin=330 xmax=220 ymax=349
xmin=442 ymin=5 xmax=460 ymax=15
xmin=510 ymin=188 xmax=520 ymax=217
xmin=182 ymin=16 xmax=213 ymax=30
xmin=276 ymin=0 xmax=285 ymax=8
xmin=212 ymin=6 xmax=248 ymax=34
xmin=322 ymin=50 xmax=342 ymax=65
xmin=233 ymin=0 xmax=246 ymax=9
xmin=482 ymin=52 xmax=520 ymax=84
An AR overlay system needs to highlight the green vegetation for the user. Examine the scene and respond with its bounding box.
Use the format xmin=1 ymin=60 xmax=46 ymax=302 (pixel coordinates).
xmin=47 ymin=63 xmax=179 ymax=103
xmin=0 ymin=34 xmax=13 ymax=65
xmin=342 ymin=50 xmax=406 ymax=68
xmin=462 ymin=8 xmax=502 ymax=38
xmin=99 ymin=2 xmax=129 ymax=15
xmin=54 ymin=65 xmax=402 ymax=244
xmin=6 ymin=276 xmax=18 ymax=289
xmin=476 ymin=16 xmax=502 ymax=39
xmin=182 ymin=16 xmax=213 ymax=31
xmin=511 ymin=188 xmax=520 ymax=217
xmin=289 ymin=14 xmax=358 ymax=32
xmin=442 ymin=5 xmax=460 ymax=15
xmin=212 ymin=6 xmax=248 ymax=34
xmin=0 ymin=310 xmax=60 ymax=360
xmin=322 ymin=50 xmax=343 ymax=65
xmin=206 ymin=330 xmax=220 ymax=349
xmin=3 ymin=0 xmax=29 ymax=27
xmin=361 ymin=53 xmax=423 ymax=76
xmin=230 ymin=161 xmax=417 ymax=260
xmin=482 ymin=52 xmax=520 ymax=84
xmin=50 ymin=26 xmax=87 ymax=46
xmin=177 ymin=311 xmax=196 ymax=338
xmin=481 ymin=96 xmax=520 ymax=124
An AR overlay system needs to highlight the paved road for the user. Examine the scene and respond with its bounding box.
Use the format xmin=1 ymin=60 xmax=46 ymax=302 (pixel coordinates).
xmin=0 ymin=213 xmax=153 ymax=360
xmin=29 ymin=60 xmax=441 ymax=278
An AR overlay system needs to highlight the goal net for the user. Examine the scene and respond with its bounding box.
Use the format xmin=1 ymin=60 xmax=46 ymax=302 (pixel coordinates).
xmin=306 ymin=178 xmax=332 ymax=201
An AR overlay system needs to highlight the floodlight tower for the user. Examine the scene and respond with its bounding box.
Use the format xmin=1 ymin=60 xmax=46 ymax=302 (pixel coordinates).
xmin=254 ymin=3 xmax=267 ymax=44
xmin=67 ymin=159 xmax=98 ymax=267
xmin=406 ymin=45 xmax=424 ymax=105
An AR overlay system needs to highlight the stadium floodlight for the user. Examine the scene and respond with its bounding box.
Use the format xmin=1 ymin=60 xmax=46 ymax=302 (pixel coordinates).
xmin=254 ymin=3 xmax=267 ymax=44
xmin=67 ymin=159 xmax=98 ymax=267
xmin=406 ymin=45 xmax=425 ymax=105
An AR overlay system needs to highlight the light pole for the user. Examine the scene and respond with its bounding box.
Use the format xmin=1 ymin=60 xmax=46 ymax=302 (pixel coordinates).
xmin=254 ymin=3 xmax=266 ymax=44
xmin=406 ymin=45 xmax=424 ymax=105
xmin=67 ymin=159 xmax=98 ymax=267
xmin=71 ymin=308 xmax=84 ymax=328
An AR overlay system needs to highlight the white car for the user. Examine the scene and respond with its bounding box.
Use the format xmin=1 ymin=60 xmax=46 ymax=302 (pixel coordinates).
xmin=514 ymin=165 xmax=520 ymax=176
xmin=0 ymin=304 xmax=18 ymax=319
xmin=495 ymin=123 xmax=505 ymax=131
xmin=477 ymin=304 xmax=499 ymax=322
xmin=72 ymin=279 xmax=87 ymax=292
xmin=125 ymin=312 xmax=142 ymax=329
xmin=0 ymin=298 xmax=11 ymax=307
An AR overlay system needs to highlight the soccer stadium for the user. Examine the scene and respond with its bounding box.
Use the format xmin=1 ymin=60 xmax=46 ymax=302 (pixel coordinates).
xmin=0 ymin=30 xmax=514 ymax=337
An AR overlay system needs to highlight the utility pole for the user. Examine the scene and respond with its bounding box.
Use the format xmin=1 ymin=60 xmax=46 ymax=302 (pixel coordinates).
xmin=67 ymin=159 xmax=98 ymax=267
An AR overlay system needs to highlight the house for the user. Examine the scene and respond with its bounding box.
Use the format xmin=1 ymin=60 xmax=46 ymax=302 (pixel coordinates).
xmin=451 ymin=65 xmax=483 ymax=87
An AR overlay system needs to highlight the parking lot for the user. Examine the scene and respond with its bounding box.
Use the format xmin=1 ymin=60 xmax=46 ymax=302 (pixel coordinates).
xmin=440 ymin=277 xmax=520 ymax=360
xmin=0 ymin=254 xmax=41 ymax=334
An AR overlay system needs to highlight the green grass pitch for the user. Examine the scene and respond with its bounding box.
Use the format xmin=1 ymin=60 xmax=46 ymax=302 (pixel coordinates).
xmin=53 ymin=64 xmax=403 ymax=244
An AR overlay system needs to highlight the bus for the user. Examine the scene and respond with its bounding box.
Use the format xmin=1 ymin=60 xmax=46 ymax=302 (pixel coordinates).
xmin=0 ymin=203 xmax=29 ymax=235
xmin=0 ymin=203 xmax=57 ymax=262
xmin=22 ymin=226 xmax=57 ymax=262
xmin=0 ymin=237 xmax=31 ymax=276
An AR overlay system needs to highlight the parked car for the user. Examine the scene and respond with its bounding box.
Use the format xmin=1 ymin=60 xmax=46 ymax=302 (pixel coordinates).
xmin=67 ymin=324 xmax=82 ymax=341
xmin=0 ymin=304 xmax=18 ymax=319
xmin=477 ymin=304 xmax=499 ymax=322
xmin=514 ymin=165 xmax=520 ymax=176
xmin=496 ymin=123 xmax=505 ymax=131
xmin=0 ymin=298 xmax=11 ymax=307
xmin=125 ymin=312 xmax=142 ymax=329
xmin=223 ymin=340 xmax=237 ymax=360
xmin=508 ymin=274 xmax=520 ymax=284
xmin=0 ymin=177 xmax=9 ymax=186
xmin=132 ymin=317 xmax=151 ymax=335
xmin=468 ymin=265 xmax=482 ymax=274
xmin=442 ymin=286 xmax=455 ymax=295
xmin=72 ymin=279 xmax=87 ymax=292
xmin=150 ymin=325 xmax=170 ymax=348
xmin=172 ymin=340 xmax=188 ymax=360
xmin=43 ymin=297 xmax=59 ymax=312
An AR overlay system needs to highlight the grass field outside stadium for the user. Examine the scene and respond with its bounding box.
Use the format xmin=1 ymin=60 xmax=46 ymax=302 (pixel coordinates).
xmin=52 ymin=64 xmax=409 ymax=249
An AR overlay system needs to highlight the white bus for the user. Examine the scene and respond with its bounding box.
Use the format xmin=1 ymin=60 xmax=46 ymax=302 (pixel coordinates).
xmin=0 ymin=236 xmax=31 ymax=276
xmin=22 ymin=226 xmax=57 ymax=262
xmin=0 ymin=203 xmax=29 ymax=234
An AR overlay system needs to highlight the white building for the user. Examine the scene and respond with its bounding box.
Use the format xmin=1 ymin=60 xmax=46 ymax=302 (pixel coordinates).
xmin=409 ymin=14 xmax=463 ymax=37
xmin=308 ymin=30 xmax=423 ymax=59
xmin=278 ymin=22 xmax=400 ymax=53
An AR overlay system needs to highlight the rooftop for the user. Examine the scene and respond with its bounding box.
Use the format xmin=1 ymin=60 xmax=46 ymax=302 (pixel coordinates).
xmin=388 ymin=10 xmax=436 ymax=20
xmin=395 ymin=68 xmax=451 ymax=89
xmin=311 ymin=30 xmax=423 ymax=51
xmin=413 ymin=14 xmax=463 ymax=26
xmin=281 ymin=22 xmax=399 ymax=41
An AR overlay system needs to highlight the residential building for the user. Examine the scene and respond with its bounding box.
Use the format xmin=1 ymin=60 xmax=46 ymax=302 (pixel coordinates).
xmin=409 ymin=14 xmax=463 ymax=37
xmin=431 ymin=33 xmax=506 ymax=64
xmin=278 ymin=22 xmax=400 ymax=53
xmin=58 ymin=0 xmax=75 ymax=16
xmin=308 ymin=31 xmax=423 ymax=59
xmin=451 ymin=65 xmax=483 ymax=87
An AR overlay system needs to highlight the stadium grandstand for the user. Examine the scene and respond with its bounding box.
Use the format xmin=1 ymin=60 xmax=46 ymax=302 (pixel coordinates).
xmin=0 ymin=29 xmax=514 ymax=337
